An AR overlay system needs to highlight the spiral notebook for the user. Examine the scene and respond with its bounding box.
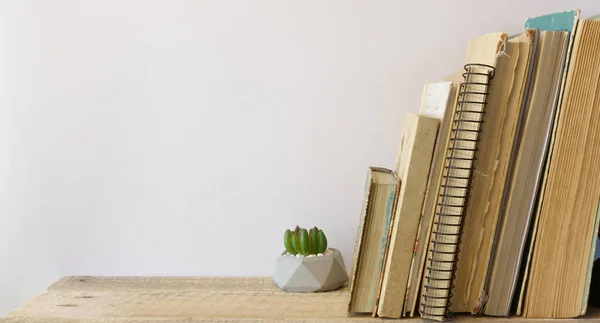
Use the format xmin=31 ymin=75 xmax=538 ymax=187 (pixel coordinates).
xmin=419 ymin=32 xmax=505 ymax=321
xmin=450 ymin=29 xmax=536 ymax=315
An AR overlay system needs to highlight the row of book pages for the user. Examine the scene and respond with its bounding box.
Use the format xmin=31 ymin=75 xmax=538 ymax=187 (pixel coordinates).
xmin=346 ymin=9 xmax=600 ymax=321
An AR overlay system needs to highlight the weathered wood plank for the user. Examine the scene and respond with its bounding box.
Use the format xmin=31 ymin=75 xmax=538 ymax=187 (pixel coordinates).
xmin=5 ymin=289 xmax=349 ymax=320
xmin=49 ymin=276 xmax=279 ymax=291
xmin=2 ymin=277 xmax=600 ymax=323
xmin=0 ymin=318 xmax=572 ymax=323
xmin=0 ymin=320 xmax=399 ymax=323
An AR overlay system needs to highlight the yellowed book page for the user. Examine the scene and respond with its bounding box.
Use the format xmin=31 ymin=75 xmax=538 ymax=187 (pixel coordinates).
xmin=486 ymin=30 xmax=569 ymax=317
xmin=404 ymin=82 xmax=457 ymax=317
xmin=524 ymin=20 xmax=600 ymax=319
xmin=376 ymin=113 xmax=439 ymax=318
xmin=516 ymin=11 xmax=580 ymax=317
xmin=479 ymin=32 xmax=533 ymax=315
xmin=451 ymin=36 xmax=520 ymax=314
xmin=420 ymin=32 xmax=506 ymax=321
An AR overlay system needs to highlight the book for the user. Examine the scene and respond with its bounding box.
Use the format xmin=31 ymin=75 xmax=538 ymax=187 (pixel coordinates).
xmin=515 ymin=9 xmax=580 ymax=316
xmin=347 ymin=167 xmax=400 ymax=315
xmin=376 ymin=112 xmax=439 ymax=318
xmin=484 ymin=29 xmax=569 ymax=317
xmin=347 ymin=8 xmax=600 ymax=321
xmin=418 ymin=82 xmax=457 ymax=120
xmin=450 ymin=31 xmax=535 ymax=314
xmin=523 ymin=17 xmax=600 ymax=319
xmin=403 ymin=81 xmax=459 ymax=317
xmin=419 ymin=32 xmax=505 ymax=321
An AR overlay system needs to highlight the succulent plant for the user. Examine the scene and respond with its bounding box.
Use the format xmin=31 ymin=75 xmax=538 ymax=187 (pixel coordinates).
xmin=284 ymin=225 xmax=328 ymax=256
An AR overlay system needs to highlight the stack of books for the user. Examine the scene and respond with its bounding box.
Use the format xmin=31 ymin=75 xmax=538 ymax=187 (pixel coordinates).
xmin=346 ymin=8 xmax=600 ymax=321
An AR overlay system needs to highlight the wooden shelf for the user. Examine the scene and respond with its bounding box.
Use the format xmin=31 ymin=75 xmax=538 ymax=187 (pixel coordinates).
xmin=1 ymin=276 xmax=599 ymax=322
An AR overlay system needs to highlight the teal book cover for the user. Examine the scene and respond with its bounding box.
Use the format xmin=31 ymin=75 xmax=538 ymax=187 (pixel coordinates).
xmin=524 ymin=9 xmax=579 ymax=95
xmin=524 ymin=10 xmax=579 ymax=96
xmin=524 ymin=9 xmax=579 ymax=31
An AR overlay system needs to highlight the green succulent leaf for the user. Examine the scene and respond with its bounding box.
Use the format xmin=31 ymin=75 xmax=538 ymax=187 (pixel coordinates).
xmin=284 ymin=229 xmax=297 ymax=255
xmin=291 ymin=231 xmax=301 ymax=254
xmin=317 ymin=229 xmax=327 ymax=254
xmin=299 ymin=228 xmax=309 ymax=256
xmin=310 ymin=228 xmax=319 ymax=254
xmin=309 ymin=228 xmax=315 ymax=253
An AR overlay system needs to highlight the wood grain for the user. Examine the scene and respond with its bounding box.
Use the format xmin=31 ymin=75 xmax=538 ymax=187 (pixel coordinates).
xmin=48 ymin=276 xmax=277 ymax=291
xmin=2 ymin=277 xmax=600 ymax=322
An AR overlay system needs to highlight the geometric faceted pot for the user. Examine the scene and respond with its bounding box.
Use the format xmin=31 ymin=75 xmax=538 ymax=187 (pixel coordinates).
xmin=272 ymin=248 xmax=348 ymax=292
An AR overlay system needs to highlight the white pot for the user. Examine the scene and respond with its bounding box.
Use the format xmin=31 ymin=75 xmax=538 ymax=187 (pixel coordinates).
xmin=272 ymin=248 xmax=348 ymax=292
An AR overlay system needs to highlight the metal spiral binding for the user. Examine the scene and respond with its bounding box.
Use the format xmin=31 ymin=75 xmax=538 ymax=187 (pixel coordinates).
xmin=420 ymin=63 xmax=495 ymax=321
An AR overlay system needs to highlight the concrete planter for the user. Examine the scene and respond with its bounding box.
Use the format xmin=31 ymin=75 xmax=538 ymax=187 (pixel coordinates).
xmin=272 ymin=248 xmax=348 ymax=292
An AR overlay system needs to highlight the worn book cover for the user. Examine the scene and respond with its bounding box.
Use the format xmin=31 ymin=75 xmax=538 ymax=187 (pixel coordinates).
xmin=451 ymin=30 xmax=534 ymax=315
xmin=403 ymin=81 xmax=458 ymax=317
xmin=485 ymin=29 xmax=568 ymax=317
xmin=376 ymin=113 xmax=438 ymax=318
xmin=347 ymin=167 xmax=400 ymax=315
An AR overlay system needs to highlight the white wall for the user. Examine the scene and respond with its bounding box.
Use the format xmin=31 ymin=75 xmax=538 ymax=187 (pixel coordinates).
xmin=2 ymin=0 xmax=599 ymax=315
